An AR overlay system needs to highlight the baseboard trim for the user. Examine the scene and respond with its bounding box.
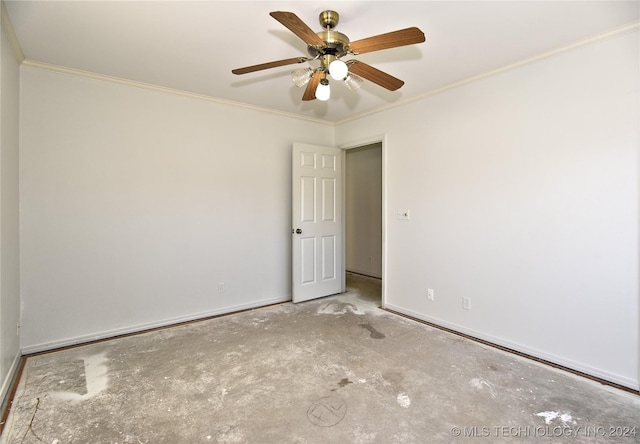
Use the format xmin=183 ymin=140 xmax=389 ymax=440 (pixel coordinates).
xmin=21 ymin=296 xmax=290 ymax=356
xmin=346 ymin=270 xmax=382 ymax=280
xmin=383 ymin=304 xmax=640 ymax=395
xmin=0 ymin=352 xmax=26 ymax=437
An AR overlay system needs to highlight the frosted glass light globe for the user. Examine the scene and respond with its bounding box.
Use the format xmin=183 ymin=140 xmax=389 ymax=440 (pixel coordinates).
xmin=291 ymin=67 xmax=313 ymax=87
xmin=329 ymin=60 xmax=348 ymax=80
xmin=315 ymin=79 xmax=330 ymax=101
xmin=344 ymin=73 xmax=363 ymax=92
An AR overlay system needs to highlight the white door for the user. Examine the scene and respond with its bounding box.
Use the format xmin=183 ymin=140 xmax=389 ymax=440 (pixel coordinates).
xmin=292 ymin=142 xmax=343 ymax=303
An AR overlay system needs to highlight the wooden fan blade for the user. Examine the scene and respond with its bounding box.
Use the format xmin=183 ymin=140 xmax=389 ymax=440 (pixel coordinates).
xmin=302 ymin=71 xmax=323 ymax=101
xmin=348 ymin=61 xmax=404 ymax=91
xmin=232 ymin=57 xmax=308 ymax=75
xmin=349 ymin=27 xmax=425 ymax=55
xmin=270 ymin=11 xmax=325 ymax=47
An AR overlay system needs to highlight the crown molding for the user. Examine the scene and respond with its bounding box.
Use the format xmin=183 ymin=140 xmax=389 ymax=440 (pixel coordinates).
xmin=20 ymin=59 xmax=335 ymax=127
xmin=335 ymin=20 xmax=640 ymax=126
xmin=1 ymin=0 xmax=25 ymax=63
xmin=12 ymin=16 xmax=639 ymax=127
xmin=1 ymin=0 xmax=332 ymax=126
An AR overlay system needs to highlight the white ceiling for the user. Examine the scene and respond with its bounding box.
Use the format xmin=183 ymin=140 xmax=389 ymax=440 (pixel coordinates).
xmin=4 ymin=1 xmax=639 ymax=123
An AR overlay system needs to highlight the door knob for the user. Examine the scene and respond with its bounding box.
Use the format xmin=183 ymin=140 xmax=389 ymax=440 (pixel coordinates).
xmin=295 ymin=228 xmax=302 ymax=234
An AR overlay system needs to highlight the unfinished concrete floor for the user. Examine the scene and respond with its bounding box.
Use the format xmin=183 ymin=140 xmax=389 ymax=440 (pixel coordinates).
xmin=2 ymin=273 xmax=638 ymax=443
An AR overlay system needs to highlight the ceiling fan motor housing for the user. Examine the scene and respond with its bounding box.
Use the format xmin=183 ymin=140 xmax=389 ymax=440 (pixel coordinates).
xmin=306 ymin=10 xmax=350 ymax=59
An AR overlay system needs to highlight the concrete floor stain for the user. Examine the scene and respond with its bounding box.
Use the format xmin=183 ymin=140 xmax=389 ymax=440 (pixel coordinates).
xmin=359 ymin=323 xmax=385 ymax=339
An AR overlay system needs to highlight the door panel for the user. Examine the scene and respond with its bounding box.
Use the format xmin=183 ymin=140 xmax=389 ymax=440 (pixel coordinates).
xmin=322 ymin=235 xmax=336 ymax=280
xmin=292 ymin=143 xmax=343 ymax=303
xmin=301 ymin=176 xmax=316 ymax=222
xmin=322 ymin=178 xmax=336 ymax=221
xmin=301 ymin=237 xmax=316 ymax=284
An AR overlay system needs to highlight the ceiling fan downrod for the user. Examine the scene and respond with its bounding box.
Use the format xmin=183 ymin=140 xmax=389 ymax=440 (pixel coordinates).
xmin=307 ymin=10 xmax=350 ymax=60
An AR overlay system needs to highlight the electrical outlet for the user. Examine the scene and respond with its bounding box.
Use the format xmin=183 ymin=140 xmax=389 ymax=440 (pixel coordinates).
xmin=427 ymin=289 xmax=434 ymax=301
xmin=218 ymin=282 xmax=225 ymax=294
xmin=463 ymin=297 xmax=471 ymax=310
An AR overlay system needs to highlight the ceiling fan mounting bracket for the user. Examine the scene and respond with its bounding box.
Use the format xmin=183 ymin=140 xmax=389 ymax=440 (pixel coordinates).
xmin=319 ymin=10 xmax=339 ymax=29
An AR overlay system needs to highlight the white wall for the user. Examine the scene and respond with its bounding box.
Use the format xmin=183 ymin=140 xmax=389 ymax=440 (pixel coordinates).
xmin=337 ymin=31 xmax=639 ymax=389
xmin=345 ymin=143 xmax=382 ymax=278
xmin=19 ymin=66 xmax=333 ymax=352
xmin=0 ymin=22 xmax=21 ymax=405
xmin=15 ymin=23 xmax=640 ymax=390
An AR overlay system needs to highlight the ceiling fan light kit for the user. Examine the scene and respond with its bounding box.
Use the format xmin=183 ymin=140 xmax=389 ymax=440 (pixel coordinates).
xmin=232 ymin=10 xmax=425 ymax=102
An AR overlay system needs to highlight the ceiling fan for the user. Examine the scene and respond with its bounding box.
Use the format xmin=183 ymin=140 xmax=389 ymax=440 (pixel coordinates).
xmin=231 ymin=10 xmax=426 ymax=101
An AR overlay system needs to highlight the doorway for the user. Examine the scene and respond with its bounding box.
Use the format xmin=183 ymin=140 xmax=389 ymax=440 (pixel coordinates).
xmin=344 ymin=142 xmax=383 ymax=305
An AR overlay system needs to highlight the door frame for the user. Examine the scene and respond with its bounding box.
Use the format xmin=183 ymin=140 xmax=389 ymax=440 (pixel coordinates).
xmin=338 ymin=134 xmax=387 ymax=308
